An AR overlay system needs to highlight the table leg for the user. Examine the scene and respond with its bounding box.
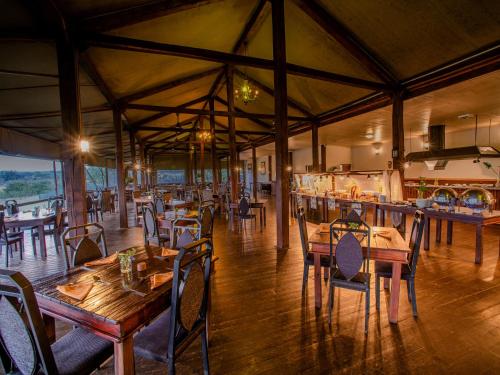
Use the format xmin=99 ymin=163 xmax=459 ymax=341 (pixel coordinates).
xmin=259 ymin=208 xmax=263 ymax=230
xmin=389 ymin=262 xmax=402 ymax=324
xmin=263 ymin=207 xmax=266 ymax=226
xmin=436 ymin=219 xmax=442 ymax=243
xmin=114 ymin=336 xmax=135 ymax=375
xmin=38 ymin=224 xmax=47 ymax=258
xmin=314 ymin=253 xmax=322 ymax=309
xmin=373 ymin=207 xmax=378 ymax=226
xmin=381 ymin=210 xmax=386 ymax=227
xmin=424 ymin=216 xmax=430 ymax=250
xmin=447 ymin=220 xmax=453 ymax=245
xmin=475 ymin=224 xmax=483 ymax=264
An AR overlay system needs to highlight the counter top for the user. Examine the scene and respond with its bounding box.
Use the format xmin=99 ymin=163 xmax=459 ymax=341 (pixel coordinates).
xmin=405 ymin=183 xmax=500 ymax=191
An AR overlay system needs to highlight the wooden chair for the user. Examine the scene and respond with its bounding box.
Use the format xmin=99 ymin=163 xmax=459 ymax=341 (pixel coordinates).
xmin=376 ymin=210 xmax=425 ymax=317
xmin=297 ymin=207 xmax=330 ymax=291
xmin=0 ymin=270 xmax=113 ymax=375
xmin=143 ymin=205 xmax=169 ymax=247
xmin=100 ymin=190 xmax=113 ymax=218
xmin=133 ymin=238 xmax=212 ymax=375
xmin=86 ymin=194 xmax=98 ymax=222
xmin=328 ymin=213 xmax=371 ymax=333
xmin=199 ymin=205 xmax=215 ymax=241
xmin=31 ymin=205 xmax=64 ymax=254
xmin=340 ymin=202 xmax=367 ymax=222
xmin=47 ymin=197 xmax=64 ymax=211
xmin=171 ymin=218 xmax=199 ymax=250
xmin=154 ymin=197 xmax=165 ymax=215
xmin=4 ymin=199 xmax=19 ymax=216
xmin=0 ymin=212 xmax=24 ymax=267
xmin=238 ymin=197 xmax=256 ymax=230
xmin=61 ymin=223 xmax=108 ymax=271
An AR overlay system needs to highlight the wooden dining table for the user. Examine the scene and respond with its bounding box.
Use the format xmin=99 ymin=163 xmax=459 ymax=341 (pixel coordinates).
xmin=309 ymin=226 xmax=410 ymax=324
xmin=4 ymin=210 xmax=60 ymax=257
xmin=33 ymin=245 xmax=176 ymax=375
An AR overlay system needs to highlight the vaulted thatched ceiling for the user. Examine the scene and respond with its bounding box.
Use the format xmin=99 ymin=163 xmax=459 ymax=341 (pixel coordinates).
xmin=0 ymin=0 xmax=499 ymax=161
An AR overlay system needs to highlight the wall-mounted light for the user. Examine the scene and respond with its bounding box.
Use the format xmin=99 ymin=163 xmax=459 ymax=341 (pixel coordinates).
xmin=404 ymin=161 xmax=411 ymax=169
xmin=286 ymin=165 xmax=292 ymax=172
xmin=146 ymin=168 xmax=151 ymax=173
xmin=79 ymin=139 xmax=90 ymax=153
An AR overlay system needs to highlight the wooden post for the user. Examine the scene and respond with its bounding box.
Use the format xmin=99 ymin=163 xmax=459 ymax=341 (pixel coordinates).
xmin=209 ymin=97 xmax=219 ymax=192
xmin=268 ymin=155 xmax=272 ymax=182
xmin=272 ymin=0 xmax=289 ymax=249
xmin=392 ymin=90 xmax=405 ymax=196
xmin=226 ymin=66 xmax=238 ymax=201
xmin=200 ymin=118 xmax=205 ymax=185
xmin=105 ymin=159 xmax=109 ymax=188
xmin=252 ymin=146 xmax=258 ymax=201
xmin=113 ymin=106 xmax=128 ymax=228
xmin=139 ymin=142 xmax=146 ymax=190
xmin=52 ymin=160 xmax=59 ymax=196
xmin=56 ymin=35 xmax=86 ymax=229
xmin=312 ymin=121 xmax=319 ymax=172
xmin=129 ymin=132 xmax=138 ymax=189
xmin=320 ymin=144 xmax=326 ymax=172
xmin=188 ymin=136 xmax=193 ymax=185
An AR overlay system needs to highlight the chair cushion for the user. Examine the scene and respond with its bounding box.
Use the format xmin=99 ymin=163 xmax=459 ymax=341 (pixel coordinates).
xmin=52 ymin=327 xmax=113 ymax=375
xmin=134 ymin=309 xmax=171 ymax=364
xmin=375 ymin=261 xmax=411 ymax=279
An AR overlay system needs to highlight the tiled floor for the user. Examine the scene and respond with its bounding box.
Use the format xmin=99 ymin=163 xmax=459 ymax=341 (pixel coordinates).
xmin=2 ymin=199 xmax=500 ymax=374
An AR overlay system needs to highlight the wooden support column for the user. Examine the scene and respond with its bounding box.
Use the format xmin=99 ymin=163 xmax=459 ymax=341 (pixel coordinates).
xmin=56 ymin=35 xmax=86 ymax=229
xmin=129 ymin=131 xmax=138 ymax=189
xmin=188 ymin=137 xmax=193 ymax=184
xmin=226 ymin=66 xmax=238 ymax=201
xmin=113 ymin=106 xmax=128 ymax=228
xmin=200 ymin=118 xmax=205 ymax=185
xmin=209 ymin=98 xmax=219 ymax=192
xmin=52 ymin=160 xmax=59 ymax=196
xmin=272 ymin=0 xmax=289 ymax=249
xmin=268 ymin=155 xmax=272 ymax=182
xmin=105 ymin=159 xmax=109 ymax=188
xmin=139 ymin=142 xmax=146 ymax=189
xmin=252 ymin=146 xmax=258 ymax=201
xmin=312 ymin=121 xmax=319 ymax=172
xmin=320 ymin=144 xmax=326 ymax=172
xmin=392 ymin=90 xmax=405 ymax=196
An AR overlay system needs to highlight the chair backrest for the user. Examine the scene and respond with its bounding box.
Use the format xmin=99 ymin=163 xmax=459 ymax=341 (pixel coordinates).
xmin=4 ymin=200 xmax=18 ymax=216
xmin=330 ymin=215 xmax=371 ymax=273
xmin=86 ymin=194 xmax=94 ymax=212
xmin=201 ymin=190 xmax=213 ymax=202
xmin=340 ymin=203 xmax=367 ymax=222
xmin=48 ymin=197 xmax=63 ymax=211
xmin=408 ymin=210 xmax=425 ymax=276
xmin=100 ymin=190 xmax=112 ymax=213
xmin=154 ymin=197 xmax=165 ymax=215
xmin=238 ymin=197 xmax=250 ymax=216
xmin=142 ymin=206 xmax=160 ymax=245
xmin=0 ymin=270 xmax=59 ymax=375
xmin=53 ymin=206 xmax=64 ymax=237
xmin=61 ymin=223 xmax=108 ymax=270
xmin=0 ymin=212 xmax=9 ymax=243
xmin=199 ymin=205 xmax=215 ymax=239
xmin=172 ymin=220 xmax=199 ymax=250
xmin=296 ymin=207 xmax=309 ymax=261
xmin=168 ymin=239 xmax=212 ymax=360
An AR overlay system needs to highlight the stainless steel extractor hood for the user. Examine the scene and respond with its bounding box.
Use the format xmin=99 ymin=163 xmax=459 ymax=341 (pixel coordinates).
xmin=405 ymin=125 xmax=500 ymax=170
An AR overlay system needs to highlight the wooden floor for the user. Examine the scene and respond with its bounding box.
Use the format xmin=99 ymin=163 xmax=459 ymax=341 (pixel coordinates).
xmin=2 ymin=199 xmax=500 ymax=374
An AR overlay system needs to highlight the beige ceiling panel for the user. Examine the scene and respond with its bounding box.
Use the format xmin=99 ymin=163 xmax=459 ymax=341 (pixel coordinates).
xmin=112 ymin=0 xmax=257 ymax=52
xmin=87 ymin=48 xmax=219 ymax=97
xmin=321 ymin=0 xmax=500 ymax=79
xmin=0 ymin=86 xmax=61 ymax=115
xmin=0 ymin=75 xmax=57 ymax=90
xmin=53 ymin=0 xmax=148 ymax=18
xmin=0 ymin=42 xmax=58 ymax=75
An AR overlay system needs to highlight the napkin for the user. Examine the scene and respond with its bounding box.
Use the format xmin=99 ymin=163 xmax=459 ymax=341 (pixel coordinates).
xmin=57 ymin=282 xmax=93 ymax=301
xmin=83 ymin=252 xmax=118 ymax=267
xmin=319 ymin=223 xmax=330 ymax=233
xmin=374 ymin=229 xmax=392 ymax=240
xmin=161 ymin=248 xmax=179 ymax=257
xmin=150 ymin=272 xmax=173 ymax=290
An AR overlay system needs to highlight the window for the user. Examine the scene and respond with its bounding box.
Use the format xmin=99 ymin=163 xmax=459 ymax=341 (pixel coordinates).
xmin=85 ymin=165 xmax=107 ymax=191
xmin=0 ymin=155 xmax=62 ymax=205
xmin=157 ymin=170 xmax=185 ymax=184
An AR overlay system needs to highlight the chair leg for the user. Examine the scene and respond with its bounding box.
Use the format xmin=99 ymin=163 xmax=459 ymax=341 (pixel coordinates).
xmin=167 ymin=357 xmax=176 ymax=375
xmin=323 ymin=267 xmax=328 ymax=281
xmin=19 ymin=240 xmax=24 ymax=260
xmin=375 ymin=275 xmax=380 ymax=311
xmin=3 ymin=244 xmax=8 ymax=267
xmin=31 ymin=231 xmax=37 ymax=254
xmin=201 ymin=324 xmax=210 ymax=375
xmin=365 ymin=289 xmax=370 ymax=334
xmin=302 ymin=264 xmax=309 ymax=292
xmin=406 ymin=279 xmax=412 ymax=302
xmin=328 ymin=283 xmax=335 ymax=325
xmin=409 ymin=279 xmax=418 ymax=317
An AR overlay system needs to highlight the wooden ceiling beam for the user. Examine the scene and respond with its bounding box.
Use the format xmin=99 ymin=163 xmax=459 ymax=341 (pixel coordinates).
xmin=118 ymin=67 xmax=221 ymax=104
xmin=213 ymin=96 xmax=273 ymax=129
xmin=127 ymin=95 xmax=208 ymax=130
xmin=125 ymin=102 xmax=309 ymax=121
xmin=0 ymin=69 xmax=58 ymax=79
xmin=292 ymin=0 xmax=398 ymax=86
xmin=80 ymin=52 xmax=116 ymax=104
xmin=137 ymin=126 xmax=273 ymax=136
xmin=234 ymin=68 xmax=313 ymax=116
xmin=402 ymin=42 xmax=500 ymax=98
xmin=0 ymin=105 xmax=110 ymax=121
xmin=139 ymin=116 xmax=198 ymax=141
xmin=81 ymin=33 xmax=386 ymax=90
xmin=78 ymin=0 xmax=223 ymax=32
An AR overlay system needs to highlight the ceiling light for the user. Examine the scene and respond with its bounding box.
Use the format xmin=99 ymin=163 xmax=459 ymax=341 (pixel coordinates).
xmin=79 ymin=139 xmax=90 ymax=153
xmin=458 ymin=113 xmax=474 ymax=120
